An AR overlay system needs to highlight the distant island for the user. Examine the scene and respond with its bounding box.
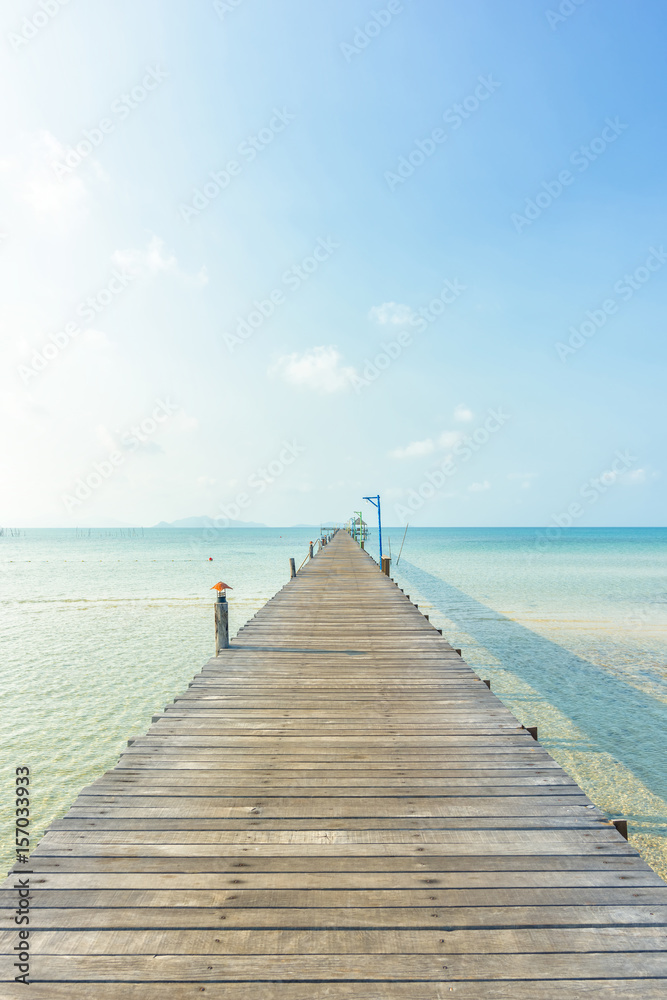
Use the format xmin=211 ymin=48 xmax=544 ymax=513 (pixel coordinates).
xmin=153 ymin=515 xmax=267 ymax=528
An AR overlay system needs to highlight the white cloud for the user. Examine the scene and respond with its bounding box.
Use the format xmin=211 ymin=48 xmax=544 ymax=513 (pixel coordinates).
xmin=508 ymin=471 xmax=538 ymax=489
xmin=453 ymin=404 xmax=473 ymax=422
xmin=96 ymin=424 xmax=118 ymax=452
xmin=368 ymin=301 xmax=415 ymax=325
xmin=179 ymin=413 xmax=199 ymax=431
xmin=112 ymin=236 xmax=208 ymax=286
xmin=192 ymin=265 xmax=209 ymax=287
xmin=468 ymin=480 xmax=491 ymax=492
xmin=270 ymin=346 xmax=356 ymax=394
xmin=113 ymin=235 xmax=177 ymax=275
xmin=0 ymin=389 xmax=48 ymax=425
xmin=620 ymin=468 xmax=658 ymax=486
xmin=389 ymin=438 xmax=435 ymax=460
xmin=0 ymin=130 xmax=89 ymax=219
xmin=390 ymin=428 xmax=463 ymax=460
xmin=438 ymin=430 xmax=463 ymax=449
xmin=81 ymin=329 xmax=111 ymax=349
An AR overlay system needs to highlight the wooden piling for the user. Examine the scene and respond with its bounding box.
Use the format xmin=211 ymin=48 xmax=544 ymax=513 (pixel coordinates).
xmin=214 ymin=593 xmax=229 ymax=654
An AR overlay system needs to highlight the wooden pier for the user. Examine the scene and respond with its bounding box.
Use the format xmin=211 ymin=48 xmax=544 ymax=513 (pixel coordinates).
xmin=2 ymin=528 xmax=666 ymax=996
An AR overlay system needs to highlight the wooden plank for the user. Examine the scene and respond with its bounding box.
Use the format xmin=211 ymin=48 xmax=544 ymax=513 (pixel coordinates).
xmin=17 ymin=853 xmax=654 ymax=873
xmin=13 ymin=952 xmax=667 ymax=980
xmin=3 ymin=926 xmax=666 ymax=955
xmin=2 ymin=982 xmax=667 ymax=1000
xmin=32 ymin=828 xmax=634 ymax=846
xmin=3 ymin=905 xmax=665 ymax=930
xmin=58 ymin=794 xmax=597 ymax=816
xmin=5 ymin=886 xmax=665 ymax=908
xmin=9 ymin=869 xmax=664 ymax=890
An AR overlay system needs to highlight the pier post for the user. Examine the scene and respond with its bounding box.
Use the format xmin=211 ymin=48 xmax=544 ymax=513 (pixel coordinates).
xmin=381 ymin=555 xmax=391 ymax=575
xmin=612 ymin=819 xmax=629 ymax=840
xmin=290 ymin=557 xmax=297 ymax=578
xmin=309 ymin=541 xmax=314 ymax=559
xmin=215 ymin=592 xmax=229 ymax=654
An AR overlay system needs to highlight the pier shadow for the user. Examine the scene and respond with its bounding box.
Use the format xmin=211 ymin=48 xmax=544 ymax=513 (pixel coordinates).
xmin=398 ymin=560 xmax=667 ymax=803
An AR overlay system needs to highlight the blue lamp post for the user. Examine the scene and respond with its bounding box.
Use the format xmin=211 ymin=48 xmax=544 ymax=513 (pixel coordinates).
xmin=363 ymin=494 xmax=382 ymax=559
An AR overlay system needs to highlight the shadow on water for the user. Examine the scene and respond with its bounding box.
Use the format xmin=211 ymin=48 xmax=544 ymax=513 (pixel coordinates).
xmin=398 ymin=560 xmax=667 ymax=802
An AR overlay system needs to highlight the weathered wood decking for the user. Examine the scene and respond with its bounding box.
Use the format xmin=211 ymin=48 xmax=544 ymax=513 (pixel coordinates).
xmin=2 ymin=529 xmax=667 ymax=997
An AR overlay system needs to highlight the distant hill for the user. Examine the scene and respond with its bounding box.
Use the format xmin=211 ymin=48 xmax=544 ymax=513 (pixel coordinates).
xmin=292 ymin=523 xmax=337 ymax=528
xmin=153 ymin=515 xmax=266 ymax=528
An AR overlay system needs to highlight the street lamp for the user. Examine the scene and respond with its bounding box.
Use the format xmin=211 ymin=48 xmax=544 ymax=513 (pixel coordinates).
xmin=363 ymin=494 xmax=382 ymax=559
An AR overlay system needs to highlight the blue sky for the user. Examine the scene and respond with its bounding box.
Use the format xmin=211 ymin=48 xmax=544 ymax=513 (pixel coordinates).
xmin=1 ymin=0 xmax=665 ymax=526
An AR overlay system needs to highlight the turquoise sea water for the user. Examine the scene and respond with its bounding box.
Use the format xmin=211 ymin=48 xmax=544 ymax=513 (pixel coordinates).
xmin=1 ymin=527 xmax=666 ymax=878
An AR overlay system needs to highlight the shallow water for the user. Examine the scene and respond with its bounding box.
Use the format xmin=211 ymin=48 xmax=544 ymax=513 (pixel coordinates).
xmin=1 ymin=526 xmax=666 ymax=878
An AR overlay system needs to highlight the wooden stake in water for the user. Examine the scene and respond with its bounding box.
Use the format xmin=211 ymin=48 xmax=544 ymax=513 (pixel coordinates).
xmin=396 ymin=523 xmax=409 ymax=566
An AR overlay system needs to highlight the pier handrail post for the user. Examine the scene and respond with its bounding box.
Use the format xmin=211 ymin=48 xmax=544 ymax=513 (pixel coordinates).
xmin=290 ymin=557 xmax=297 ymax=578
xmin=381 ymin=555 xmax=391 ymax=576
xmin=215 ymin=591 xmax=229 ymax=654
xmin=309 ymin=541 xmax=314 ymax=559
